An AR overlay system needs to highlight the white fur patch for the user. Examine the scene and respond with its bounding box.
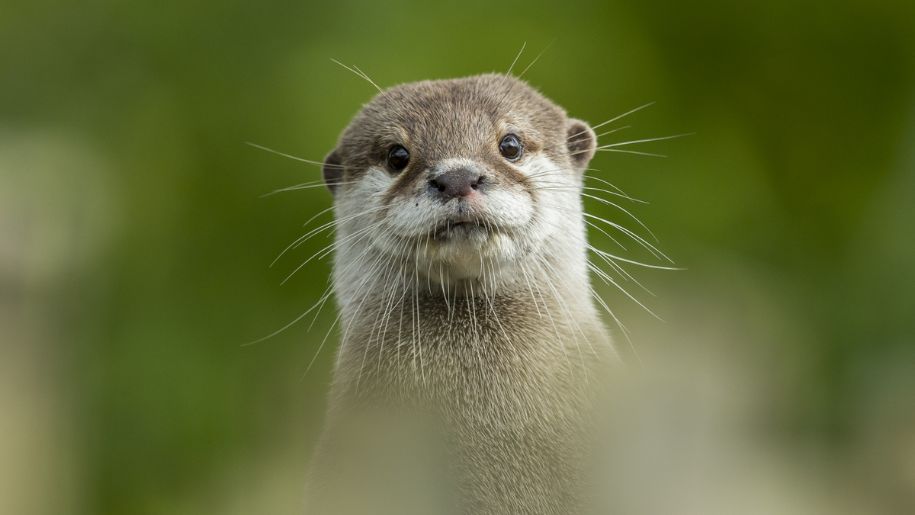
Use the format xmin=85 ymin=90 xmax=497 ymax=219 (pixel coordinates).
xmin=334 ymin=154 xmax=584 ymax=286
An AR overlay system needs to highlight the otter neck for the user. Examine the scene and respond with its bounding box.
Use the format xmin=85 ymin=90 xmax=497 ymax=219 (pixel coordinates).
xmin=329 ymin=238 xmax=606 ymax=403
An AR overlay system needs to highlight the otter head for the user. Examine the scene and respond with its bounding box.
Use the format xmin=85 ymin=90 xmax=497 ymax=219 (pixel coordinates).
xmin=324 ymin=74 xmax=596 ymax=290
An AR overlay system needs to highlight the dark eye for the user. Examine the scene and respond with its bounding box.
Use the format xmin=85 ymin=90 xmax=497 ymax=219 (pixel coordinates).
xmin=499 ymin=134 xmax=523 ymax=161
xmin=387 ymin=145 xmax=410 ymax=172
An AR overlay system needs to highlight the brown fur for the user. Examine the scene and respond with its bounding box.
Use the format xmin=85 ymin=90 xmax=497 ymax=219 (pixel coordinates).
xmin=309 ymin=74 xmax=608 ymax=514
xmin=327 ymin=75 xmax=571 ymax=189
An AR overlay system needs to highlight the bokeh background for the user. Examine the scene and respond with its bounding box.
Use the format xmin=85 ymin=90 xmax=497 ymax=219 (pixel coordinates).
xmin=2 ymin=0 xmax=914 ymax=513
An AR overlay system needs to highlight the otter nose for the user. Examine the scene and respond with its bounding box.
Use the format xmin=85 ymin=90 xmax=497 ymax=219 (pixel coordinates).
xmin=428 ymin=169 xmax=484 ymax=200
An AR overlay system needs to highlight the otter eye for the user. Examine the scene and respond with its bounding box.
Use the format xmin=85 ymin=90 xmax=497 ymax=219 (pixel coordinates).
xmin=387 ymin=145 xmax=410 ymax=172
xmin=499 ymin=134 xmax=523 ymax=161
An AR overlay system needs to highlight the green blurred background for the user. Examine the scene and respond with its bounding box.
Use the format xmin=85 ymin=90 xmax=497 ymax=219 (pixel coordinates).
xmin=2 ymin=0 xmax=914 ymax=513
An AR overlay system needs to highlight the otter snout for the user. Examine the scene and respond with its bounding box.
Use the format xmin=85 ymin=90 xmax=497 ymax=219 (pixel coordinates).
xmin=428 ymin=168 xmax=485 ymax=201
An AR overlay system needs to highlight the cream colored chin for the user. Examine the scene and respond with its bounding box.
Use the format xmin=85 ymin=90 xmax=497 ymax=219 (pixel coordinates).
xmin=432 ymin=254 xmax=485 ymax=282
xmin=416 ymin=231 xmax=525 ymax=283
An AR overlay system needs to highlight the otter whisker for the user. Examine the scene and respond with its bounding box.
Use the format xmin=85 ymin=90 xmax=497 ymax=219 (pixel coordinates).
xmin=581 ymin=192 xmax=659 ymax=242
xmin=352 ymin=64 xmax=382 ymax=91
xmin=254 ymin=220 xmax=385 ymax=356
xmin=516 ymin=39 xmax=554 ymax=79
xmin=588 ymin=250 xmax=633 ymax=285
xmin=532 ymin=209 xmax=661 ymax=279
xmin=376 ymin=261 xmax=407 ymax=373
xmin=587 ymin=262 xmax=663 ymax=321
xmin=595 ymin=148 xmax=667 ymax=158
xmin=299 ymin=205 xmax=336 ymax=230
xmin=588 ymin=284 xmax=640 ymax=364
xmin=246 ymin=141 xmax=344 ymax=169
xmin=584 ymin=186 xmax=646 ymax=204
xmin=567 ymin=101 xmax=655 ymax=141
xmin=585 ymin=219 xmax=628 ymax=251
xmin=468 ymin=276 xmax=485 ymax=372
xmin=529 ymin=184 xmax=645 ymax=204
xmin=490 ymin=41 xmax=552 ymax=117
xmin=594 ymin=125 xmax=632 ymax=139
xmin=397 ymin=281 xmax=406 ymax=378
xmin=271 ymin=206 xmax=384 ymax=267
xmin=439 ymin=262 xmax=450 ymax=318
xmin=584 ymin=174 xmax=635 ymax=200
xmin=571 ymin=184 xmax=641 ymax=201
xmin=282 ymin=219 xmax=384 ymax=284
xmin=518 ymin=260 xmax=543 ymax=319
xmin=330 ymin=58 xmax=383 ymax=93
xmin=243 ymin=285 xmax=335 ymax=346
xmin=306 ymin=279 xmax=337 ymax=331
xmin=535 ymin=254 xmax=594 ymax=381
xmin=522 ymin=245 xmax=574 ymax=371
xmin=584 ymin=212 xmax=673 ymax=263
xmin=586 ymin=246 xmax=657 ymax=296
xmin=596 ymin=132 xmax=694 ymax=150
xmin=532 ymin=202 xmax=671 ymax=323
xmin=383 ymin=236 xmax=414 ymax=379
xmin=270 ymin=207 xmax=335 ymax=267
xmin=414 ymin=258 xmax=426 ymax=385
xmin=304 ymin=312 xmax=341 ymax=376
xmin=356 ymin=245 xmax=401 ymax=393
xmin=261 ymin=180 xmax=359 ymax=197
xmin=588 ymin=245 xmax=683 ymax=271
xmin=523 ymin=168 xmax=646 ymax=204
xmin=506 ymin=41 xmax=527 ymax=75
xmin=349 ymin=250 xmax=394 ymax=392
xmin=533 ymin=200 xmax=645 ymax=254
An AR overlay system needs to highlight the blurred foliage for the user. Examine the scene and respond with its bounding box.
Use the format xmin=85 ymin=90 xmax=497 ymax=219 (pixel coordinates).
xmin=1 ymin=0 xmax=913 ymax=514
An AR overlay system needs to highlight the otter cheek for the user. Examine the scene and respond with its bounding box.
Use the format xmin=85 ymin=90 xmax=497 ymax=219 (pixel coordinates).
xmin=483 ymin=188 xmax=533 ymax=229
xmin=334 ymin=168 xmax=391 ymax=238
xmin=386 ymin=195 xmax=440 ymax=236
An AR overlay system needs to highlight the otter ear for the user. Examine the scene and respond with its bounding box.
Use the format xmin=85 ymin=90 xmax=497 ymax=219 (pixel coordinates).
xmin=566 ymin=119 xmax=597 ymax=171
xmin=323 ymin=149 xmax=343 ymax=194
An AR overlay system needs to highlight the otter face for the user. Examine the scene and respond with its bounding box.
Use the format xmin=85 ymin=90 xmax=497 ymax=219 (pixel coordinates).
xmin=324 ymin=74 xmax=596 ymax=283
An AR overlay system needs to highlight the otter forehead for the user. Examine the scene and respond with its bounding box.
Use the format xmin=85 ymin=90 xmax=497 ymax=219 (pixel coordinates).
xmin=336 ymin=74 xmax=568 ymax=167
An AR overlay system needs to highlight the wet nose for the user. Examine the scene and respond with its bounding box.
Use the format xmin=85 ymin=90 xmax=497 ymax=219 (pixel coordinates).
xmin=428 ymin=169 xmax=484 ymax=200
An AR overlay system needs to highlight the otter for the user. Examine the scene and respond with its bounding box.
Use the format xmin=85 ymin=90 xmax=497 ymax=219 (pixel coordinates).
xmin=306 ymin=74 xmax=614 ymax=514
